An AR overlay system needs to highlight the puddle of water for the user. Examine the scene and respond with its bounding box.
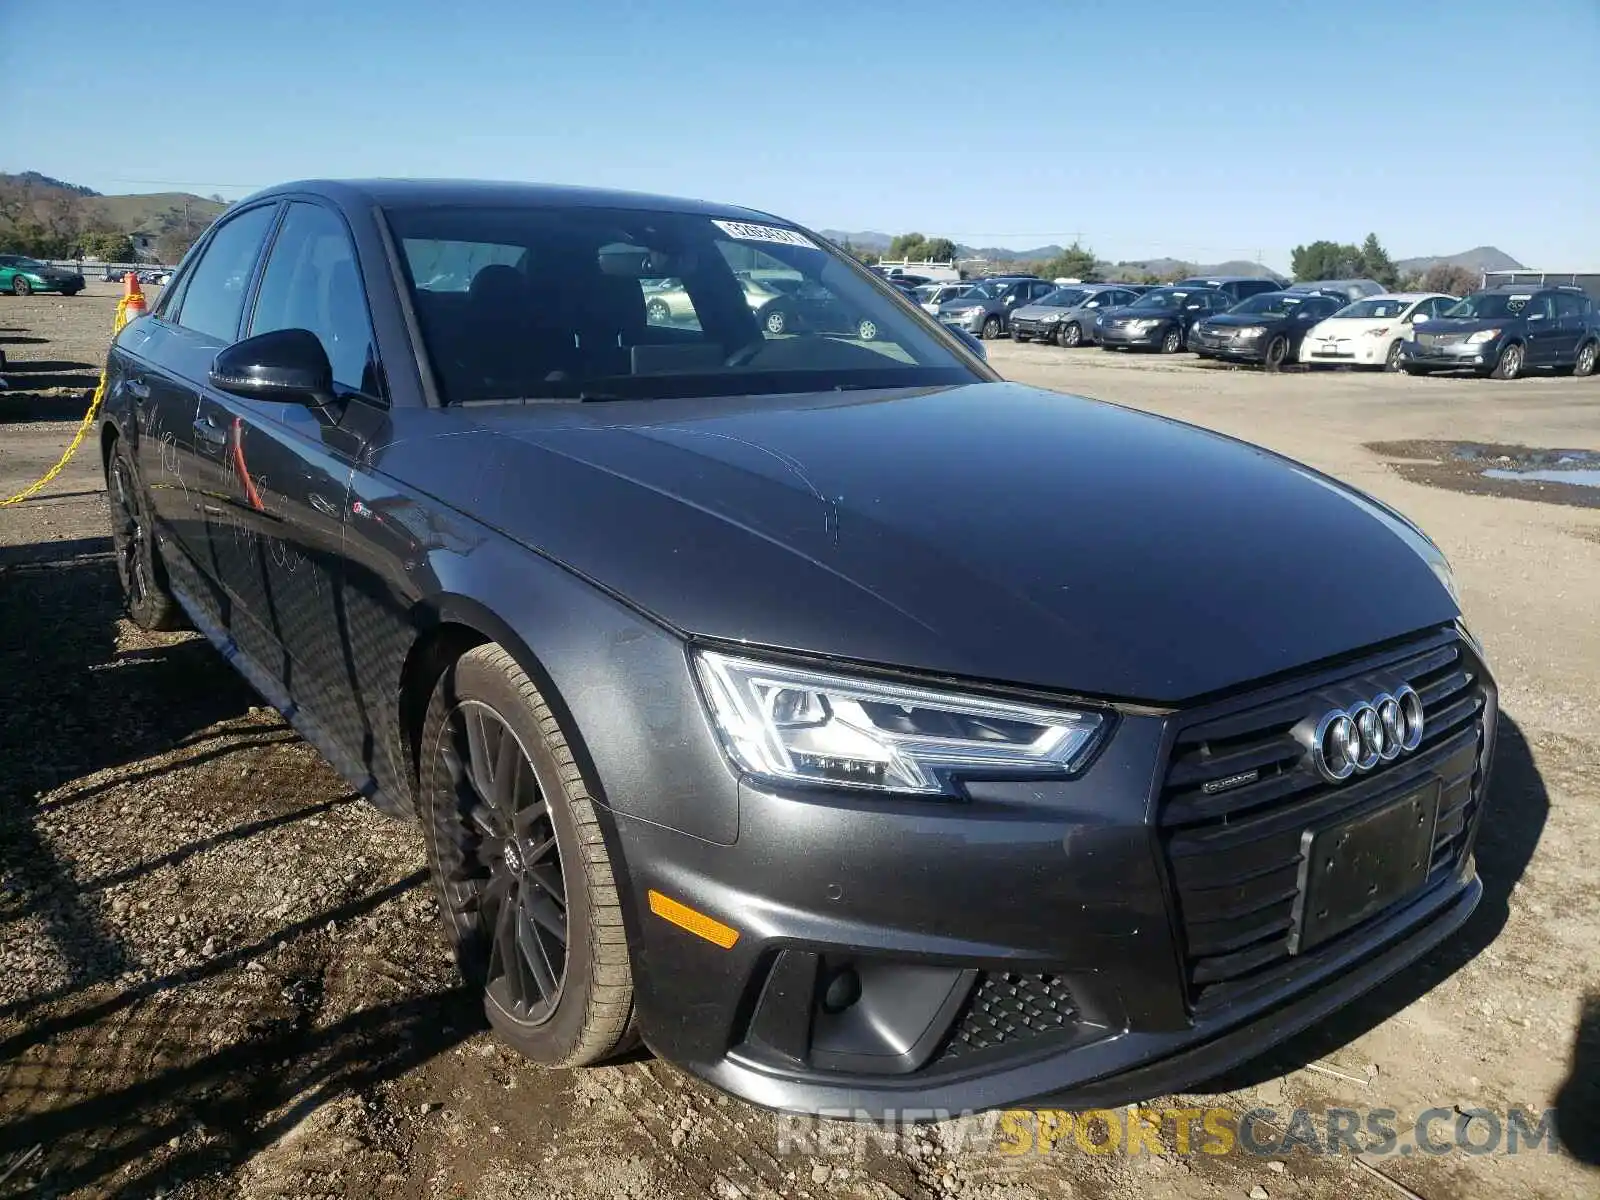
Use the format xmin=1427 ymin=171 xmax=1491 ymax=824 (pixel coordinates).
xmin=1482 ymin=467 xmax=1600 ymax=489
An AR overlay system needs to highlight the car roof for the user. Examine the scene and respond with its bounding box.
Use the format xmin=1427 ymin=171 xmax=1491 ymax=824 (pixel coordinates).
xmin=1177 ymin=274 xmax=1273 ymax=283
xmin=245 ymin=178 xmax=788 ymax=224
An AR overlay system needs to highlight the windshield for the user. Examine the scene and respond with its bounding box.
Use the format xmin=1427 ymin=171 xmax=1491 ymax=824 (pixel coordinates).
xmin=3 ymin=256 xmax=47 ymax=269
xmin=386 ymin=206 xmax=981 ymax=403
xmin=1228 ymin=292 xmax=1302 ymax=317
xmin=1037 ymin=288 xmax=1089 ymax=308
xmin=1127 ymin=288 xmax=1198 ymax=311
xmin=1444 ymin=292 xmax=1538 ymax=320
xmin=1334 ymin=297 xmax=1411 ymax=319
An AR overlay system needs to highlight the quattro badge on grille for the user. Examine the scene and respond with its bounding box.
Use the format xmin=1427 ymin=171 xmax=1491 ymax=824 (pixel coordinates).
xmin=1310 ymin=685 xmax=1425 ymax=783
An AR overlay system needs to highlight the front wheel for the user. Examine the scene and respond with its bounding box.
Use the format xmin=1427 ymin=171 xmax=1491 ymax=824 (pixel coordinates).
xmin=981 ymin=315 xmax=1002 ymax=339
xmin=1385 ymin=341 xmax=1405 ymax=372
xmin=856 ymin=318 xmax=878 ymax=341
xmin=420 ymin=644 xmax=634 ymax=1067
xmin=1058 ymin=321 xmax=1082 ymax=348
xmin=1574 ymin=340 xmax=1598 ymax=378
xmin=1490 ymin=342 xmax=1524 ymax=380
xmin=645 ymin=298 xmax=671 ymax=324
xmin=106 ymin=438 xmax=183 ymax=631
xmin=61 ymin=286 xmax=82 ymax=297
xmin=11 ymin=276 xmax=32 ymax=296
xmin=763 ymin=308 xmax=787 ymax=336
xmin=1263 ymin=335 xmax=1289 ymax=371
xmin=1160 ymin=327 xmax=1182 ymax=354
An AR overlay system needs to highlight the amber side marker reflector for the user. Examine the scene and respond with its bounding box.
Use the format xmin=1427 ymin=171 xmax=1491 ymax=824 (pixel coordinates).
xmin=647 ymin=889 xmax=740 ymax=949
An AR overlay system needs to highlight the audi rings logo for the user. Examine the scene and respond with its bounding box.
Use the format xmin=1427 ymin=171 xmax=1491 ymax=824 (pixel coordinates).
xmin=1311 ymin=685 xmax=1425 ymax=783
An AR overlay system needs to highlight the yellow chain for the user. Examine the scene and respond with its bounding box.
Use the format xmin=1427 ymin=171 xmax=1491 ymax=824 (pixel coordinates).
xmin=1 ymin=295 xmax=133 ymax=508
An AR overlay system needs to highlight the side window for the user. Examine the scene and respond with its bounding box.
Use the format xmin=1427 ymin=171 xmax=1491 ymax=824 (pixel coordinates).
xmin=1527 ymin=294 xmax=1556 ymax=320
xmin=172 ymin=205 xmax=278 ymax=342
xmin=1555 ymin=293 xmax=1584 ymax=320
xmin=250 ymin=202 xmax=378 ymax=394
xmin=1032 ymin=281 xmax=1054 ymax=299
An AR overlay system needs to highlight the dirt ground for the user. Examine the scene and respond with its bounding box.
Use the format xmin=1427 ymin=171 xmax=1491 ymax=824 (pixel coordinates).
xmin=2 ymin=287 xmax=1596 ymax=1199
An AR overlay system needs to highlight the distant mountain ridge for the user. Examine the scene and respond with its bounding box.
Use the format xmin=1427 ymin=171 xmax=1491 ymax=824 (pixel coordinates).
xmin=819 ymin=228 xmax=1523 ymax=280
xmin=1395 ymin=246 xmax=1525 ymax=274
xmin=0 ymin=171 xmax=227 ymax=236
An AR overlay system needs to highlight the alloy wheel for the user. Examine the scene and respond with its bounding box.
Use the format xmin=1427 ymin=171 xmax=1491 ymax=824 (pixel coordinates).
xmin=1386 ymin=341 xmax=1404 ymax=371
xmin=1576 ymin=343 xmax=1597 ymax=377
xmin=109 ymin=456 xmax=151 ymax=610
xmin=12 ymin=276 xmax=30 ymax=296
xmin=857 ymin=318 xmax=877 ymax=341
xmin=765 ymin=310 xmax=786 ymax=335
xmin=439 ymin=700 xmax=569 ymax=1025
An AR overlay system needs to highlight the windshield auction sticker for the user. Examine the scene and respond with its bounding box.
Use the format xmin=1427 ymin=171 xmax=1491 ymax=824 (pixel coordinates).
xmin=711 ymin=220 xmax=817 ymax=250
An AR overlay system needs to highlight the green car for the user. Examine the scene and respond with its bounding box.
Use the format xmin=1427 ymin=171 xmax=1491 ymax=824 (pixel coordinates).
xmin=0 ymin=254 xmax=86 ymax=296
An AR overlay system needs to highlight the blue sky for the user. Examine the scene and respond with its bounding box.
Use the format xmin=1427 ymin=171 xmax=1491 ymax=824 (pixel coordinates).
xmin=4 ymin=0 xmax=1596 ymax=270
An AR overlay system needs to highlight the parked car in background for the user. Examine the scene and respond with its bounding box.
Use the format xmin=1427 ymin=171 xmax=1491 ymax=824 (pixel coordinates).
xmin=1095 ymin=285 xmax=1230 ymax=352
xmin=754 ymin=279 xmax=880 ymax=340
xmin=647 ymin=275 xmax=780 ymax=323
xmin=1173 ymin=275 xmax=1284 ymax=304
xmin=937 ymin=275 xmax=1056 ymax=339
xmin=1401 ymin=286 xmax=1598 ymax=379
xmin=1286 ymin=279 xmax=1386 ymax=303
xmin=1010 ymin=284 xmax=1142 ymax=347
xmin=1299 ymin=293 xmax=1457 ymax=370
xmin=0 ymin=254 xmax=85 ymax=296
xmin=915 ymin=281 xmax=974 ymax=314
xmin=1188 ymin=290 xmax=1345 ymax=369
xmin=98 ymin=176 xmax=1491 ymax=1119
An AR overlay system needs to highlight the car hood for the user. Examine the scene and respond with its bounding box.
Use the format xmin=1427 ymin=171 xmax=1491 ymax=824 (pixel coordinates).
xmin=431 ymin=383 xmax=1457 ymax=704
xmin=937 ymin=298 xmax=989 ymax=314
xmin=1205 ymin=313 xmax=1291 ymax=329
xmin=1010 ymin=304 xmax=1060 ymax=320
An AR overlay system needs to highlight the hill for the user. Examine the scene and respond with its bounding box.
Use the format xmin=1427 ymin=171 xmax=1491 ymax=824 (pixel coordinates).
xmin=89 ymin=192 xmax=227 ymax=236
xmin=819 ymin=229 xmax=892 ymax=251
xmin=1396 ymin=246 xmax=1524 ymax=275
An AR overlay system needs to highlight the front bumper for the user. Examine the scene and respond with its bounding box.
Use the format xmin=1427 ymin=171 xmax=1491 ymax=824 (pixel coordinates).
xmin=939 ymin=312 xmax=986 ymax=334
xmin=1096 ymin=324 xmax=1165 ymax=348
xmin=1189 ymin=331 xmax=1270 ymax=361
xmin=1009 ymin=317 xmax=1059 ymax=340
xmin=1403 ymin=338 xmax=1498 ymax=371
xmin=613 ymin=627 xmax=1495 ymax=1116
xmin=1301 ymin=337 xmax=1391 ymax=366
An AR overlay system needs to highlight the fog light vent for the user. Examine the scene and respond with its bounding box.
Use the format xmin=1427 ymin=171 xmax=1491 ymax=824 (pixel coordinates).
xmin=938 ymin=971 xmax=1078 ymax=1059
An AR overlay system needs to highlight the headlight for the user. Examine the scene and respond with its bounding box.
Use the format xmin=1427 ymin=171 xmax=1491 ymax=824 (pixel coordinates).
xmin=1362 ymin=325 xmax=1391 ymax=338
xmin=1128 ymin=319 xmax=1160 ymax=331
xmin=1040 ymin=312 xmax=1062 ymax=322
xmin=952 ymin=306 xmax=982 ymax=318
xmin=694 ymin=650 xmax=1106 ymax=796
xmin=1466 ymin=329 xmax=1500 ymax=344
xmin=1234 ymin=325 xmax=1267 ymax=339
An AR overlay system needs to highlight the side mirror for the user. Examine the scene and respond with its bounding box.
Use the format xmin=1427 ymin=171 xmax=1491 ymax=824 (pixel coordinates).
xmin=1411 ymin=313 xmax=1428 ymax=325
xmin=210 ymin=328 xmax=335 ymax=407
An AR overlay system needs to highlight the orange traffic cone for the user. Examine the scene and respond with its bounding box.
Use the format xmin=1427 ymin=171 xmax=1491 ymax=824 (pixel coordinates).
xmin=122 ymin=271 xmax=148 ymax=321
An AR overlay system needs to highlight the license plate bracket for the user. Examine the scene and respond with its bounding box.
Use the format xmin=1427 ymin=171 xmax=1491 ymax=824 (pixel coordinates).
xmin=1290 ymin=783 xmax=1440 ymax=954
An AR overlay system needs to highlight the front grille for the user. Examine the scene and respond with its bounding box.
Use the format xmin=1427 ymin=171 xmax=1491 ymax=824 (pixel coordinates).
xmin=1158 ymin=628 xmax=1490 ymax=1015
xmin=936 ymin=972 xmax=1078 ymax=1061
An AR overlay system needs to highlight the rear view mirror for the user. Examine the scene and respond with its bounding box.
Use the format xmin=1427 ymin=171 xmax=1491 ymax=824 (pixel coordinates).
xmin=210 ymin=328 xmax=334 ymax=407
xmin=597 ymin=242 xmax=683 ymax=278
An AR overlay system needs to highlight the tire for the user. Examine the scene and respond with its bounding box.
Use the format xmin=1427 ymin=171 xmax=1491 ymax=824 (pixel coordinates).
xmin=1490 ymin=342 xmax=1524 ymax=381
xmin=981 ymin=315 xmax=1002 ymax=340
xmin=106 ymin=437 xmax=183 ymax=631
xmin=763 ymin=308 xmax=787 ymax=336
xmin=419 ymin=644 xmax=634 ymax=1068
xmin=1574 ymin=340 xmax=1598 ymax=378
xmin=1263 ymin=335 xmax=1289 ymax=371
xmin=856 ymin=318 xmax=878 ymax=341
xmin=1058 ymin=322 xmax=1083 ymax=348
xmin=1160 ymin=326 xmax=1182 ymax=354
xmin=645 ymin=298 xmax=670 ymax=324
xmin=1385 ymin=341 xmax=1405 ymax=372
xmin=61 ymin=286 xmax=82 ymax=297
xmin=1011 ymin=332 xmax=1029 ymax=342
xmin=1402 ymin=366 xmax=1431 ymax=377
xmin=12 ymin=275 xmax=32 ymax=296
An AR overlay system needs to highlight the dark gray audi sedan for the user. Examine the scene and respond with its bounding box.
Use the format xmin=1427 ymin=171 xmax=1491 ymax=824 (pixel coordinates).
xmin=99 ymin=179 xmax=1496 ymax=1116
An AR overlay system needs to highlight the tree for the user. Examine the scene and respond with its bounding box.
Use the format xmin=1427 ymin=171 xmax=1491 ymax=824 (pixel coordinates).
xmin=1356 ymin=233 xmax=1399 ymax=289
xmin=887 ymin=231 xmax=927 ymax=261
xmin=1037 ymin=242 xmax=1098 ymax=282
xmin=1410 ymin=263 xmax=1479 ymax=296
xmin=919 ymin=237 xmax=958 ymax=263
xmin=1290 ymin=240 xmax=1363 ymax=282
xmin=77 ymin=231 xmax=138 ymax=262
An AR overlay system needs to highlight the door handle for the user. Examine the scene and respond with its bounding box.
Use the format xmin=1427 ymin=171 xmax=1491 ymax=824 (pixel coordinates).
xmin=192 ymin=416 xmax=229 ymax=451
xmin=126 ymin=377 xmax=150 ymax=401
